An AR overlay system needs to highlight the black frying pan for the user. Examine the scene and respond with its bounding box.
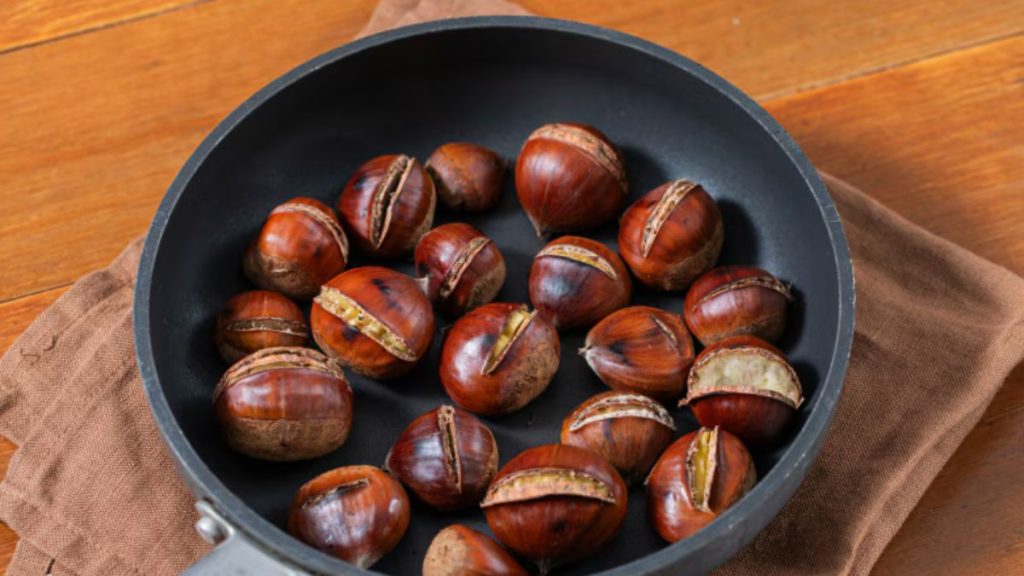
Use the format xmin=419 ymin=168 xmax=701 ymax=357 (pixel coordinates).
xmin=135 ymin=16 xmax=855 ymax=576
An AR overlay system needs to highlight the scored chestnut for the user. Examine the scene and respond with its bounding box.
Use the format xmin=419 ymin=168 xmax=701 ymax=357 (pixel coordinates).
xmin=516 ymin=122 xmax=627 ymax=235
xmin=423 ymin=524 xmax=528 ymax=576
xmin=425 ymin=142 xmax=506 ymax=212
xmin=213 ymin=347 xmax=353 ymax=461
xmin=440 ymin=303 xmax=559 ymax=416
xmin=244 ymin=197 xmax=348 ymax=300
xmin=684 ymin=265 xmax=793 ymax=346
xmin=618 ymin=179 xmax=723 ymax=291
xmin=681 ymin=335 xmax=803 ymax=445
xmin=385 ymin=405 xmax=499 ymax=511
xmin=214 ymin=290 xmax=308 ymax=363
xmin=529 ymin=236 xmax=631 ymax=331
xmin=580 ymin=306 xmax=695 ymax=402
xmin=289 ymin=465 xmax=410 ymax=569
xmin=337 ymin=154 xmax=436 ymax=258
xmin=311 ymin=266 xmax=435 ymax=380
xmin=415 ymin=223 xmax=506 ymax=317
xmin=481 ymin=444 xmax=628 ymax=574
xmin=561 ymin=391 xmax=676 ymax=485
xmin=646 ymin=426 xmax=755 ymax=542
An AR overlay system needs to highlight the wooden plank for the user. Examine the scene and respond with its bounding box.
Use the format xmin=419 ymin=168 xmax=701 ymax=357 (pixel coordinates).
xmin=0 ymin=0 xmax=198 ymax=53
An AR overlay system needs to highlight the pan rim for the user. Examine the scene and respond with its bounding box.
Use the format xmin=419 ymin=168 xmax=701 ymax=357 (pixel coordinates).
xmin=134 ymin=15 xmax=855 ymax=575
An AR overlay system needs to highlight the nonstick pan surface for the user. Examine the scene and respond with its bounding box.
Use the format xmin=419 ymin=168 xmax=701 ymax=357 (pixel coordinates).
xmin=135 ymin=16 xmax=855 ymax=576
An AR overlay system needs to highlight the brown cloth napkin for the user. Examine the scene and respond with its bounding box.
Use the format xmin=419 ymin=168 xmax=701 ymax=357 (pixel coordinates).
xmin=1 ymin=1 xmax=1022 ymax=575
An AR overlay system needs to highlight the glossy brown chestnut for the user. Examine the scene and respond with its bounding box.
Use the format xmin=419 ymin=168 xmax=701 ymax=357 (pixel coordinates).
xmin=425 ymin=142 xmax=506 ymax=212
xmin=423 ymin=524 xmax=528 ymax=576
xmin=440 ymin=303 xmax=559 ymax=416
xmin=515 ymin=123 xmax=627 ymax=235
xmin=415 ymin=223 xmax=506 ymax=317
xmin=288 ymin=465 xmax=410 ymax=569
xmin=385 ymin=405 xmax=499 ymax=511
xmin=646 ymin=426 xmax=755 ymax=542
xmin=214 ymin=290 xmax=308 ymax=363
xmin=243 ymin=197 xmax=348 ymax=300
xmin=213 ymin=347 xmax=352 ymax=461
xmin=681 ymin=335 xmax=803 ymax=445
xmin=560 ymin=391 xmax=676 ymax=485
xmin=311 ymin=266 xmax=434 ymax=380
xmin=481 ymin=444 xmax=628 ymax=574
xmin=580 ymin=306 xmax=695 ymax=402
xmin=684 ymin=265 xmax=793 ymax=346
xmin=528 ymin=236 xmax=631 ymax=331
xmin=337 ymin=154 xmax=436 ymax=258
xmin=618 ymin=180 xmax=723 ymax=291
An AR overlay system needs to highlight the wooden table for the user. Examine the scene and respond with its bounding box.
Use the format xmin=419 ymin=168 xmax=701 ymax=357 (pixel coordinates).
xmin=0 ymin=0 xmax=1021 ymax=573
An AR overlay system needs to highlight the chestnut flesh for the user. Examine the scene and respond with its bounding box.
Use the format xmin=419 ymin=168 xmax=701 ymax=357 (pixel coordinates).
xmin=214 ymin=290 xmax=308 ymax=363
xmin=682 ymin=335 xmax=803 ymax=445
xmin=213 ymin=347 xmax=353 ymax=461
xmin=423 ymin=524 xmax=528 ymax=576
xmin=646 ymin=426 xmax=755 ymax=542
xmin=440 ymin=302 xmax=559 ymax=416
xmin=515 ymin=123 xmax=627 ymax=235
xmin=618 ymin=179 xmax=723 ymax=291
xmin=415 ymin=223 xmax=506 ymax=317
xmin=426 ymin=142 xmax=506 ymax=212
xmin=243 ymin=197 xmax=348 ymax=300
xmin=289 ymin=465 xmax=410 ymax=569
xmin=311 ymin=266 xmax=435 ymax=379
xmin=529 ymin=235 xmax=631 ymax=331
xmin=684 ymin=265 xmax=792 ymax=346
xmin=385 ymin=405 xmax=499 ymax=511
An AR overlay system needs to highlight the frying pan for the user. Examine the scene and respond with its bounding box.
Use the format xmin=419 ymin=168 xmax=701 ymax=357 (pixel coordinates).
xmin=135 ymin=16 xmax=855 ymax=576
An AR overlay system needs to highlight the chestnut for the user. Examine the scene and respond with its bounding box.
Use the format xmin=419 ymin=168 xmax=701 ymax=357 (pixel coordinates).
xmin=561 ymin=391 xmax=676 ymax=485
xmin=385 ymin=405 xmax=499 ymax=511
xmin=415 ymin=223 xmax=506 ymax=317
xmin=481 ymin=444 xmax=628 ymax=574
xmin=213 ymin=347 xmax=352 ymax=461
xmin=681 ymin=335 xmax=803 ymax=444
xmin=440 ymin=303 xmax=559 ymax=416
xmin=618 ymin=179 xmax=723 ymax=291
xmin=684 ymin=265 xmax=792 ymax=346
xmin=528 ymin=236 xmax=631 ymax=331
xmin=311 ymin=266 xmax=435 ymax=379
xmin=425 ymin=142 xmax=506 ymax=212
xmin=243 ymin=197 xmax=348 ymax=300
xmin=423 ymin=524 xmax=528 ymax=576
xmin=515 ymin=123 xmax=627 ymax=235
xmin=288 ymin=465 xmax=410 ymax=569
xmin=337 ymin=154 xmax=436 ymax=258
xmin=646 ymin=426 xmax=755 ymax=542
xmin=214 ymin=290 xmax=308 ymax=363
xmin=580 ymin=306 xmax=695 ymax=402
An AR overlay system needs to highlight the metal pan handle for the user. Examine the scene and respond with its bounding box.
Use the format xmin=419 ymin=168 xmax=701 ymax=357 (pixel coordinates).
xmin=183 ymin=500 xmax=308 ymax=576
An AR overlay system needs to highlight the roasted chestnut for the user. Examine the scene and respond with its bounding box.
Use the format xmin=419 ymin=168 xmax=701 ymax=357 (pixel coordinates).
xmin=311 ymin=266 xmax=434 ymax=380
xmin=681 ymin=335 xmax=803 ymax=444
xmin=528 ymin=235 xmax=631 ymax=331
xmin=426 ymin=142 xmax=506 ymax=212
xmin=243 ymin=197 xmax=348 ymax=300
xmin=415 ymin=223 xmax=506 ymax=317
xmin=580 ymin=306 xmax=695 ymax=402
xmin=440 ymin=303 xmax=560 ymax=416
xmin=214 ymin=290 xmax=308 ymax=363
xmin=481 ymin=444 xmax=628 ymax=574
xmin=385 ymin=405 xmax=499 ymax=511
xmin=684 ymin=265 xmax=792 ymax=346
xmin=618 ymin=180 xmax=723 ymax=291
xmin=646 ymin=426 xmax=755 ymax=542
xmin=515 ymin=123 xmax=627 ymax=235
xmin=423 ymin=524 xmax=528 ymax=576
xmin=561 ymin=391 xmax=676 ymax=485
xmin=337 ymin=154 xmax=436 ymax=258
xmin=289 ymin=465 xmax=410 ymax=569
xmin=213 ymin=347 xmax=352 ymax=461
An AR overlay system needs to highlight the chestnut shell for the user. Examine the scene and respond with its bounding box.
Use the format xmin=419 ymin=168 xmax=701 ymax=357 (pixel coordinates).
xmin=415 ymin=223 xmax=506 ymax=317
xmin=214 ymin=290 xmax=308 ymax=363
xmin=684 ymin=265 xmax=792 ymax=345
xmin=422 ymin=524 xmax=528 ymax=576
xmin=425 ymin=143 xmax=506 ymax=212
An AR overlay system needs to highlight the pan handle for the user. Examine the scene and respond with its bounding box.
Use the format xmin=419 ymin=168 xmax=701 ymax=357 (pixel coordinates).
xmin=183 ymin=500 xmax=308 ymax=576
